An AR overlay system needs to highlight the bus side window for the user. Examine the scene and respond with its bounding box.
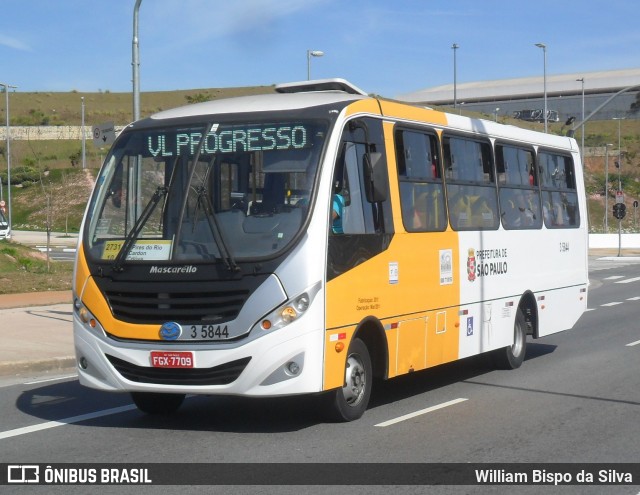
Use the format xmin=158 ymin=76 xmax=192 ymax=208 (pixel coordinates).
xmin=496 ymin=144 xmax=541 ymax=230
xmin=332 ymin=118 xmax=392 ymax=235
xmin=395 ymin=128 xmax=446 ymax=232
xmin=444 ymin=135 xmax=498 ymax=231
xmin=539 ymin=151 xmax=580 ymax=228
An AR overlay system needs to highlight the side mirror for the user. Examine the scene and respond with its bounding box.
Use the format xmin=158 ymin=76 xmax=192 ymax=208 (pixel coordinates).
xmin=362 ymin=151 xmax=388 ymax=203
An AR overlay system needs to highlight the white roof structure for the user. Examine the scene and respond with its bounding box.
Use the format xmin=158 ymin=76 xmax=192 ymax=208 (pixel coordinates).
xmin=397 ymin=68 xmax=640 ymax=104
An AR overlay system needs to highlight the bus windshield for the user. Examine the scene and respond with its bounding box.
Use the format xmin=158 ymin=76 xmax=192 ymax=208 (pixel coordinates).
xmin=85 ymin=119 xmax=328 ymax=265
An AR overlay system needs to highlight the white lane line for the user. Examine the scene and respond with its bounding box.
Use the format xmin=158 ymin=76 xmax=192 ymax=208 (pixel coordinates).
xmin=24 ymin=374 xmax=77 ymax=385
xmin=601 ymin=302 xmax=623 ymax=307
xmin=0 ymin=405 xmax=137 ymax=440
xmin=626 ymin=340 xmax=640 ymax=347
xmin=585 ymin=308 xmax=596 ymax=312
xmin=604 ymin=275 xmax=625 ymax=280
xmin=615 ymin=277 xmax=640 ymax=284
xmin=375 ymin=398 xmax=468 ymax=427
xmin=627 ymin=296 xmax=640 ymax=301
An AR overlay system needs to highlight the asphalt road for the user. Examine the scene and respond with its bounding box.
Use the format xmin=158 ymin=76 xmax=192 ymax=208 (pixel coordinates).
xmin=10 ymin=230 xmax=78 ymax=261
xmin=1 ymin=257 xmax=639 ymax=494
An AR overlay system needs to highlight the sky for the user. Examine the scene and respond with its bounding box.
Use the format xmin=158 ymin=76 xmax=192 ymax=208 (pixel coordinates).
xmin=1 ymin=0 xmax=639 ymax=99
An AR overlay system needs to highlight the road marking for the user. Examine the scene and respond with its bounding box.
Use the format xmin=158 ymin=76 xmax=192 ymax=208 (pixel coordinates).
xmin=24 ymin=374 xmax=77 ymax=385
xmin=585 ymin=308 xmax=596 ymax=312
xmin=601 ymin=302 xmax=623 ymax=307
xmin=628 ymin=296 xmax=640 ymax=301
xmin=603 ymin=275 xmax=625 ymax=280
xmin=615 ymin=276 xmax=640 ymax=284
xmin=0 ymin=405 xmax=137 ymax=441
xmin=626 ymin=340 xmax=640 ymax=347
xmin=375 ymin=398 xmax=468 ymax=427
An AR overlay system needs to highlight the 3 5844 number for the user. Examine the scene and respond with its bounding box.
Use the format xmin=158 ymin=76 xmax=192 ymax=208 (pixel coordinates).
xmin=190 ymin=324 xmax=229 ymax=339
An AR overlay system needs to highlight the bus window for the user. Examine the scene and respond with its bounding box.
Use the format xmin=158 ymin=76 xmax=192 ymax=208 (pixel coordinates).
xmin=332 ymin=118 xmax=392 ymax=235
xmin=443 ymin=135 xmax=498 ymax=230
xmin=496 ymin=144 xmax=542 ymax=230
xmin=538 ymin=151 xmax=580 ymax=228
xmin=395 ymin=128 xmax=446 ymax=232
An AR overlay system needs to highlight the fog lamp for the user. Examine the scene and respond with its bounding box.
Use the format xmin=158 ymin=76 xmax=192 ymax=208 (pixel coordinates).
xmin=286 ymin=361 xmax=301 ymax=375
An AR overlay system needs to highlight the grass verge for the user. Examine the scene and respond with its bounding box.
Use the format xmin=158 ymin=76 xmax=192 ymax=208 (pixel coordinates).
xmin=0 ymin=240 xmax=73 ymax=294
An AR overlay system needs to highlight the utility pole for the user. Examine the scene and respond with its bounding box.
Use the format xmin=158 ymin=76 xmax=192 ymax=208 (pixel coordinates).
xmin=132 ymin=0 xmax=142 ymax=121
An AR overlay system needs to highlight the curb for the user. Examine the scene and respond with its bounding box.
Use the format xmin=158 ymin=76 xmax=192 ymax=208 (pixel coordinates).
xmin=0 ymin=291 xmax=72 ymax=310
xmin=0 ymin=357 xmax=76 ymax=378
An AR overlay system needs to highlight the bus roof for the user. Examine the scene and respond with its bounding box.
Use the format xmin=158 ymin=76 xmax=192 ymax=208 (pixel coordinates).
xmin=150 ymin=86 xmax=366 ymax=121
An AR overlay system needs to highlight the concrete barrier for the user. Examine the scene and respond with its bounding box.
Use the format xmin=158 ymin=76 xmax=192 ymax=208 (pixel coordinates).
xmin=589 ymin=233 xmax=640 ymax=249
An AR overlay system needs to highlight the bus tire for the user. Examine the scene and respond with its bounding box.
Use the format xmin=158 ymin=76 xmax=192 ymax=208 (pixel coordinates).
xmin=131 ymin=392 xmax=186 ymax=415
xmin=493 ymin=307 xmax=527 ymax=370
xmin=324 ymin=338 xmax=372 ymax=422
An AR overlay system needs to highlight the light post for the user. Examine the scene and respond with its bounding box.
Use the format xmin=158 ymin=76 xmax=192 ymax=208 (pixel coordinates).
xmin=132 ymin=0 xmax=142 ymax=121
xmin=604 ymin=143 xmax=612 ymax=233
xmin=81 ymin=97 xmax=86 ymax=169
xmin=535 ymin=43 xmax=547 ymax=133
xmin=452 ymin=43 xmax=459 ymax=109
xmin=307 ymin=50 xmax=324 ymax=80
xmin=1 ymin=82 xmax=16 ymax=235
xmin=613 ymin=117 xmax=625 ymax=256
xmin=613 ymin=117 xmax=624 ymax=191
xmin=576 ymin=77 xmax=585 ymax=166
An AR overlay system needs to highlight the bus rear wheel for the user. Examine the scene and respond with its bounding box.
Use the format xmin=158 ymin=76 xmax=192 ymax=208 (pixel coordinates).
xmin=324 ymin=337 xmax=372 ymax=422
xmin=131 ymin=392 xmax=186 ymax=415
xmin=493 ymin=307 xmax=527 ymax=370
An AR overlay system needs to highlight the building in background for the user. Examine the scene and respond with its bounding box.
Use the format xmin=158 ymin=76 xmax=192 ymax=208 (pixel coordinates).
xmin=396 ymin=68 xmax=640 ymax=123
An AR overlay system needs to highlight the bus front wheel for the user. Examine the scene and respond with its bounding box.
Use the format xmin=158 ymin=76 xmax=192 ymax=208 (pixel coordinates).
xmin=493 ymin=307 xmax=527 ymax=370
xmin=131 ymin=392 xmax=186 ymax=415
xmin=324 ymin=337 xmax=372 ymax=422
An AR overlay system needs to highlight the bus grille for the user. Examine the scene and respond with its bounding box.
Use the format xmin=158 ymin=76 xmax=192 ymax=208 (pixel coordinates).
xmin=106 ymin=355 xmax=251 ymax=386
xmin=103 ymin=284 xmax=250 ymax=324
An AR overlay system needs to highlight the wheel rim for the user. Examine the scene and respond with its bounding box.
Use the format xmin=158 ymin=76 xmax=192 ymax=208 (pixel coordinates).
xmin=341 ymin=352 xmax=366 ymax=407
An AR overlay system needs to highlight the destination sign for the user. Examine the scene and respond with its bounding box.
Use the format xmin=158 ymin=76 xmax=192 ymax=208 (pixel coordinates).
xmin=147 ymin=123 xmax=310 ymax=157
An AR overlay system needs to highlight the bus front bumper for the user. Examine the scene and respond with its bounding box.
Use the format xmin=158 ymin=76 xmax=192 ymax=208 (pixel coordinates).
xmin=73 ymin=314 xmax=325 ymax=397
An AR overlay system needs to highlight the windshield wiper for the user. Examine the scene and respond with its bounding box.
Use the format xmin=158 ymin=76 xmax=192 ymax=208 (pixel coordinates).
xmin=193 ymin=185 xmax=240 ymax=272
xmin=112 ymin=186 xmax=168 ymax=272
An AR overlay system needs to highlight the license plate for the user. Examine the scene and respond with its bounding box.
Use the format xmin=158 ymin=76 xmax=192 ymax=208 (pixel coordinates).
xmin=150 ymin=351 xmax=194 ymax=369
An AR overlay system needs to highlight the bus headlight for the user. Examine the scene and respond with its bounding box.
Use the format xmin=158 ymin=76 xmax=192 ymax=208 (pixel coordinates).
xmin=258 ymin=283 xmax=320 ymax=333
xmin=74 ymin=297 xmax=103 ymax=333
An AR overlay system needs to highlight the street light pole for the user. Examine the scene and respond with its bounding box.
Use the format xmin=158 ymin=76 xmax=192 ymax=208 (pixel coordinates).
xmin=613 ymin=117 xmax=624 ymax=190
xmin=81 ymin=97 xmax=86 ymax=169
xmin=132 ymin=0 xmax=142 ymax=121
xmin=605 ymin=144 xmax=609 ymax=233
xmin=307 ymin=50 xmax=324 ymax=80
xmin=613 ymin=117 xmax=625 ymax=256
xmin=535 ymin=43 xmax=547 ymax=133
xmin=576 ymin=77 xmax=585 ymax=166
xmin=1 ymin=82 xmax=17 ymax=235
xmin=452 ymin=43 xmax=459 ymax=109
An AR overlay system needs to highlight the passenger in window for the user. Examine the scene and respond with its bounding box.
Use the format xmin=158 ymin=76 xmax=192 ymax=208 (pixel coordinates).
xmin=518 ymin=192 xmax=536 ymax=226
xmin=502 ymin=190 xmax=532 ymax=228
xmin=528 ymin=165 xmax=536 ymax=186
xmin=472 ymin=196 xmax=494 ymax=228
xmin=412 ymin=191 xmax=429 ymax=230
xmin=331 ymin=182 xmax=346 ymax=234
xmin=450 ymin=187 xmax=472 ymax=228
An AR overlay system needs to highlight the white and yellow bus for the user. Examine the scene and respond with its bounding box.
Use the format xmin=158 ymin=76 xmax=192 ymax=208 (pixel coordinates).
xmin=73 ymin=79 xmax=588 ymax=421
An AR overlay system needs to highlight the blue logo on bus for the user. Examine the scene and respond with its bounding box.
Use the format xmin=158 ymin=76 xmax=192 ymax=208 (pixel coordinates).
xmin=159 ymin=322 xmax=182 ymax=340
